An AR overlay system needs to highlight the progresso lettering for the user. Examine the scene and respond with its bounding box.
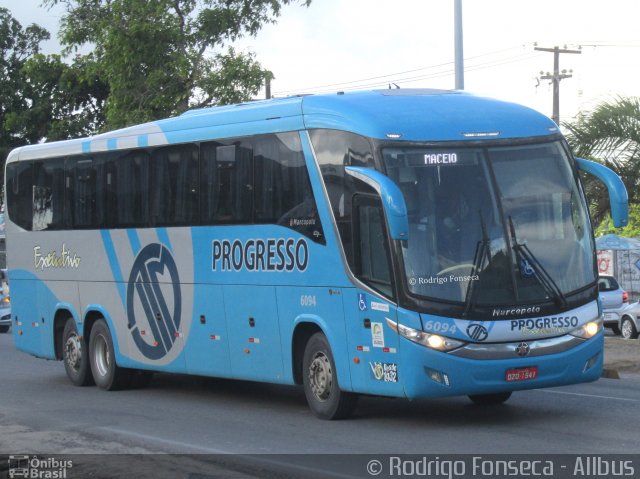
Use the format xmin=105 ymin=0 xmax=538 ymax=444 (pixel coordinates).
xmin=510 ymin=316 xmax=579 ymax=331
xmin=212 ymin=238 xmax=309 ymax=272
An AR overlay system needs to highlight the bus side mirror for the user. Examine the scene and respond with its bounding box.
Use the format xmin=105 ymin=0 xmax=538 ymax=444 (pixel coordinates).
xmin=345 ymin=166 xmax=409 ymax=240
xmin=576 ymin=158 xmax=629 ymax=228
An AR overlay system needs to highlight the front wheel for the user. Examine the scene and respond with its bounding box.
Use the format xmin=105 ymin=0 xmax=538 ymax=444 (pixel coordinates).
xmin=302 ymin=333 xmax=357 ymax=420
xmin=468 ymin=392 xmax=512 ymax=405
xmin=89 ymin=319 xmax=132 ymax=390
xmin=621 ymin=317 xmax=639 ymax=339
xmin=62 ymin=319 xmax=94 ymax=386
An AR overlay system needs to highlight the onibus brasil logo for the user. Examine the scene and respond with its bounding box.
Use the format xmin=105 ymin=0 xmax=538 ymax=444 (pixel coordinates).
xmin=127 ymin=243 xmax=182 ymax=360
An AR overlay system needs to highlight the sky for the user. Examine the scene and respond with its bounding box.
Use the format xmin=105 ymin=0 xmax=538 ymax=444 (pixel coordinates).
xmin=2 ymin=0 xmax=640 ymax=124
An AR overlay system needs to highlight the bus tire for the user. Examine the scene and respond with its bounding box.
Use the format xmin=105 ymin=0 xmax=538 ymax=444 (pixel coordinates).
xmin=62 ymin=319 xmax=94 ymax=386
xmin=468 ymin=391 xmax=512 ymax=405
xmin=89 ymin=319 xmax=132 ymax=391
xmin=302 ymin=332 xmax=357 ymax=420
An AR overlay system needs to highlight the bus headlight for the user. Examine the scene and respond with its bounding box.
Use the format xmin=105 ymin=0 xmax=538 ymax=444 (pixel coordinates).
xmin=570 ymin=319 xmax=603 ymax=339
xmin=386 ymin=318 xmax=466 ymax=352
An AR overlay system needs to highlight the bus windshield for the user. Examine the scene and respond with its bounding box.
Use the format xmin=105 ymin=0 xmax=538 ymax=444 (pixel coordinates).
xmin=383 ymin=141 xmax=595 ymax=306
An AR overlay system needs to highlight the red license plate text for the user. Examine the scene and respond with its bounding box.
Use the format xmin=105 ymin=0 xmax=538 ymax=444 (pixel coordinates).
xmin=505 ymin=366 xmax=538 ymax=382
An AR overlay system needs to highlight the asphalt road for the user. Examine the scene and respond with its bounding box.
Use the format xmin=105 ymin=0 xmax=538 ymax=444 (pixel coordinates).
xmin=1 ymin=331 xmax=639 ymax=478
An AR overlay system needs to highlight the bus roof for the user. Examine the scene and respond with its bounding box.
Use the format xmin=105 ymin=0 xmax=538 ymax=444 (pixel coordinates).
xmin=7 ymin=89 xmax=559 ymax=163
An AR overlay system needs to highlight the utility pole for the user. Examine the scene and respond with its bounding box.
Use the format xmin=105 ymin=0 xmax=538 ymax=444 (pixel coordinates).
xmin=454 ymin=0 xmax=464 ymax=90
xmin=535 ymin=45 xmax=581 ymax=124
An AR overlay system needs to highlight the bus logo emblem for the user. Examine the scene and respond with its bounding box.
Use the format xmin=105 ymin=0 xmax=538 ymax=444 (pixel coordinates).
xmin=515 ymin=342 xmax=531 ymax=357
xmin=127 ymin=243 xmax=182 ymax=360
xmin=466 ymin=323 xmax=489 ymax=342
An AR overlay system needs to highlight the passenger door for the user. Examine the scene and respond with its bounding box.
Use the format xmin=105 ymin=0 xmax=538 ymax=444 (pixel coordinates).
xmin=347 ymin=196 xmax=401 ymax=395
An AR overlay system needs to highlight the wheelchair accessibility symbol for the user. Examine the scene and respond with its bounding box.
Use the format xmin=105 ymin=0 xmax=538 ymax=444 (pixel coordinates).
xmin=358 ymin=293 xmax=368 ymax=312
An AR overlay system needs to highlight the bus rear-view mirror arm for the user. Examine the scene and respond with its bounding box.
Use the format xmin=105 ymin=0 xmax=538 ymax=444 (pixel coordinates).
xmin=576 ymin=157 xmax=629 ymax=228
xmin=345 ymin=166 xmax=409 ymax=240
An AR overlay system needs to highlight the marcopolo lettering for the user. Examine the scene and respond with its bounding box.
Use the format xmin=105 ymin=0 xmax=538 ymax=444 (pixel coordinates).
xmin=493 ymin=306 xmax=542 ymax=317
xmin=212 ymin=238 xmax=309 ymax=272
xmin=510 ymin=316 xmax=579 ymax=331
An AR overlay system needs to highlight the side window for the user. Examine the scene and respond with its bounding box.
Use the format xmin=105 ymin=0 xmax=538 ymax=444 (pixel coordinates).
xmin=5 ymin=161 xmax=33 ymax=231
xmin=353 ymin=196 xmax=393 ymax=298
xmin=99 ymin=150 xmax=149 ymax=228
xmin=32 ymin=158 xmax=65 ymax=231
xmin=309 ymin=129 xmax=376 ymax=267
xmin=150 ymin=145 xmax=199 ymax=226
xmin=254 ymin=132 xmax=324 ymax=243
xmin=200 ymin=141 xmax=253 ymax=224
xmin=66 ymin=157 xmax=97 ymax=228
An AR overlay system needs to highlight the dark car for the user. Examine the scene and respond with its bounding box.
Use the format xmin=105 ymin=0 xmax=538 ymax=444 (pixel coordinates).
xmin=598 ymin=275 xmax=628 ymax=335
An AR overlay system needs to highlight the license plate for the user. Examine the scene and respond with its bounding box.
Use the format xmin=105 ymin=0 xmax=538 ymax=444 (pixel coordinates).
xmin=505 ymin=366 xmax=538 ymax=382
xmin=604 ymin=313 xmax=616 ymax=321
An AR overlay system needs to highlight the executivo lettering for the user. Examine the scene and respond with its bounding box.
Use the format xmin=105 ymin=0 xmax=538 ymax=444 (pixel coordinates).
xmin=34 ymin=244 xmax=81 ymax=271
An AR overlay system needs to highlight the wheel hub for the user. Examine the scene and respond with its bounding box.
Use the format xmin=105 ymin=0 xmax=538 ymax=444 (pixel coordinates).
xmin=309 ymin=352 xmax=332 ymax=401
xmin=65 ymin=335 xmax=82 ymax=371
xmin=94 ymin=334 xmax=110 ymax=378
xmin=622 ymin=321 xmax=632 ymax=338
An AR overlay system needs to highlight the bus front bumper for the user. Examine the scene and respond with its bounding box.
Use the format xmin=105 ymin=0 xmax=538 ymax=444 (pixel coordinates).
xmin=399 ymin=331 xmax=604 ymax=399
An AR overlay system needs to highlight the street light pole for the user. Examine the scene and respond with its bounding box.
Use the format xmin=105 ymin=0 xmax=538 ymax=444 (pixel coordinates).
xmin=454 ymin=0 xmax=464 ymax=90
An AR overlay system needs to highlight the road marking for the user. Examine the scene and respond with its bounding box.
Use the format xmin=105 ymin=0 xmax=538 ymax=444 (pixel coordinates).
xmin=101 ymin=426 xmax=361 ymax=478
xmin=539 ymin=389 xmax=640 ymax=402
xmin=100 ymin=426 xmax=231 ymax=454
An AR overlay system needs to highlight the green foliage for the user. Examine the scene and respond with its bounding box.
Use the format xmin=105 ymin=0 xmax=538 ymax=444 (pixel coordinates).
xmin=595 ymin=204 xmax=640 ymax=238
xmin=565 ymin=97 xmax=640 ymax=228
xmin=0 ymin=8 xmax=107 ymax=167
xmin=44 ymin=0 xmax=312 ymax=129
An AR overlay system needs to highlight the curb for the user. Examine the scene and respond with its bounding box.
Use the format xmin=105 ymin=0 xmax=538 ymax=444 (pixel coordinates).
xmin=602 ymin=368 xmax=621 ymax=379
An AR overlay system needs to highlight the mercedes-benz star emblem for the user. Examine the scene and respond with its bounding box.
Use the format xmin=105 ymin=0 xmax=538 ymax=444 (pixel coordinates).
xmin=515 ymin=342 xmax=531 ymax=357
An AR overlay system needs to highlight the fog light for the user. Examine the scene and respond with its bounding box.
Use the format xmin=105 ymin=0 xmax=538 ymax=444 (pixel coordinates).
xmin=425 ymin=368 xmax=450 ymax=386
xmin=584 ymin=353 xmax=600 ymax=372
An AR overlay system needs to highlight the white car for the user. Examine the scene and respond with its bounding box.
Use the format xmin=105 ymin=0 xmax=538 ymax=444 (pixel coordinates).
xmin=598 ymin=275 xmax=628 ymax=335
xmin=619 ymin=302 xmax=640 ymax=339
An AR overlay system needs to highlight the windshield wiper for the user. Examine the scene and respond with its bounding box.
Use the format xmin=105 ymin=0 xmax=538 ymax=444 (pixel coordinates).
xmin=463 ymin=213 xmax=492 ymax=317
xmin=508 ymin=216 xmax=567 ymax=308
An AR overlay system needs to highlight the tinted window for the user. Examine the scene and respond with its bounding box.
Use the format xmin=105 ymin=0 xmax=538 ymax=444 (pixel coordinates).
xmin=254 ymin=132 xmax=324 ymax=242
xmin=354 ymin=198 xmax=393 ymax=298
xmin=32 ymin=158 xmax=65 ymax=230
xmin=151 ymin=145 xmax=198 ymax=226
xmin=5 ymin=162 xmax=33 ymax=230
xmin=310 ymin=129 xmax=375 ymax=265
xmin=598 ymin=276 xmax=619 ymax=292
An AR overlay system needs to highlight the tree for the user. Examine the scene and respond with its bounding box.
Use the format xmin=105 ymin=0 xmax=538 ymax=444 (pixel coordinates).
xmin=45 ymin=0 xmax=312 ymax=129
xmin=0 ymin=7 xmax=50 ymax=160
xmin=564 ymin=97 xmax=640 ymax=232
xmin=0 ymin=8 xmax=107 ymax=163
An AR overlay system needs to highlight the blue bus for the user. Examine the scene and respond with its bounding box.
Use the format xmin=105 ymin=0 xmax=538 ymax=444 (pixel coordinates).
xmin=4 ymin=89 xmax=628 ymax=419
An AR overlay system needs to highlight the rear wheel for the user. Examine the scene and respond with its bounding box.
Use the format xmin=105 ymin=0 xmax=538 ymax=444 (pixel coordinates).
xmin=89 ymin=319 xmax=132 ymax=390
xmin=62 ymin=319 xmax=94 ymax=386
xmin=621 ymin=317 xmax=639 ymax=339
xmin=302 ymin=333 xmax=357 ymax=420
xmin=468 ymin=392 xmax=512 ymax=405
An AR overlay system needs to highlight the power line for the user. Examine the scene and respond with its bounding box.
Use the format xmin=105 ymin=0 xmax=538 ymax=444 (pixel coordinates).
xmin=272 ymin=46 xmax=530 ymax=96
